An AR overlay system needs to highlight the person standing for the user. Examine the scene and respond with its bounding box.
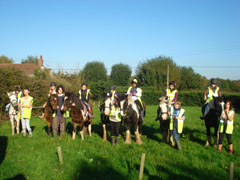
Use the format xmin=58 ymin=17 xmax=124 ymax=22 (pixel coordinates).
xmin=79 ymin=83 xmax=93 ymax=119
xmin=19 ymin=87 xmax=33 ymax=137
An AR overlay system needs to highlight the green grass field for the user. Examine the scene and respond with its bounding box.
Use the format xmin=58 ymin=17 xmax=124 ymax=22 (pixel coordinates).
xmin=0 ymin=106 xmax=240 ymax=180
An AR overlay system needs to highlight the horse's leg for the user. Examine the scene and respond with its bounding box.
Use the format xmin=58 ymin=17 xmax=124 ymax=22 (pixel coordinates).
xmin=79 ymin=122 xmax=84 ymax=140
xmin=125 ymin=119 xmax=131 ymax=144
xmin=135 ymin=126 xmax=143 ymax=145
xmin=205 ymin=121 xmax=211 ymax=146
xmin=46 ymin=120 xmax=51 ymax=136
xmin=10 ymin=116 xmax=15 ymax=136
xmin=88 ymin=119 xmax=92 ymax=137
xmin=213 ymin=125 xmax=218 ymax=148
xmin=16 ymin=116 xmax=20 ymax=134
xmin=72 ymin=122 xmax=77 ymax=140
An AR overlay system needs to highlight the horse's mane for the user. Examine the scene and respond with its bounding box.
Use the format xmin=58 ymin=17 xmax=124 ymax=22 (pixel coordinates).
xmin=67 ymin=92 xmax=84 ymax=111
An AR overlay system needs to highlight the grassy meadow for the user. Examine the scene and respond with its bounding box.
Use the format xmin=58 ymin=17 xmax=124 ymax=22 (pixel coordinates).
xmin=0 ymin=105 xmax=240 ymax=180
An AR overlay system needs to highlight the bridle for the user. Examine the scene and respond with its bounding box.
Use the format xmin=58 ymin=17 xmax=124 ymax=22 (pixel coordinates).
xmin=8 ymin=94 xmax=19 ymax=116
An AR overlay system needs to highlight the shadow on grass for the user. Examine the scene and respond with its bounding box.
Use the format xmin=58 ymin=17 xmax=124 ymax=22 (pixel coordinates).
xmin=141 ymin=123 xmax=162 ymax=143
xmin=183 ymin=127 xmax=206 ymax=145
xmin=73 ymin=156 xmax=127 ymax=180
xmin=0 ymin=136 xmax=8 ymax=164
xmin=4 ymin=174 xmax=26 ymax=180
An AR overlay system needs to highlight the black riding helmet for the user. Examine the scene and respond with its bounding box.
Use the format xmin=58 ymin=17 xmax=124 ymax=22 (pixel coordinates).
xmin=109 ymin=85 xmax=115 ymax=90
xmin=131 ymin=78 xmax=138 ymax=84
xmin=210 ymin=78 xmax=218 ymax=85
xmin=169 ymin=81 xmax=176 ymax=87
xmin=50 ymin=82 xmax=56 ymax=87
xmin=81 ymin=82 xmax=88 ymax=87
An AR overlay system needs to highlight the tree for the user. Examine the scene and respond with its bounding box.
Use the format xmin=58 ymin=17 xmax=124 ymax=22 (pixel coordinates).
xmin=136 ymin=56 xmax=181 ymax=89
xmin=21 ymin=55 xmax=39 ymax=64
xmin=110 ymin=63 xmax=132 ymax=86
xmin=0 ymin=55 xmax=14 ymax=63
xmin=81 ymin=61 xmax=107 ymax=82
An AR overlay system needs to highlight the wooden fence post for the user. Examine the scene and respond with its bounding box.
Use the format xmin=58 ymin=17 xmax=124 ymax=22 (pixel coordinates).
xmin=139 ymin=153 xmax=146 ymax=180
xmin=229 ymin=162 xmax=234 ymax=180
xmin=57 ymin=146 xmax=63 ymax=165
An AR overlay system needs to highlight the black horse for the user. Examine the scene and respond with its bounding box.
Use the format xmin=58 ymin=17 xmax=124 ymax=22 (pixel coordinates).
xmin=202 ymin=96 xmax=224 ymax=147
xmin=119 ymin=94 xmax=146 ymax=144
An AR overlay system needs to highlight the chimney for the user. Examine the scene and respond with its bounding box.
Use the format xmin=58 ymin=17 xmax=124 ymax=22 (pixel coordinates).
xmin=39 ymin=55 xmax=44 ymax=67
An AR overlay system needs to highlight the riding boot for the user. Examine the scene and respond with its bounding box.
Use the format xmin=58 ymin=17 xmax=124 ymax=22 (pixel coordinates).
xmin=176 ymin=140 xmax=182 ymax=151
xmin=111 ymin=136 xmax=115 ymax=146
xmin=140 ymin=110 xmax=144 ymax=121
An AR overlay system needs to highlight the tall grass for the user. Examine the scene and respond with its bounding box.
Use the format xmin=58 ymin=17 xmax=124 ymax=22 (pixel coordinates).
xmin=0 ymin=106 xmax=239 ymax=180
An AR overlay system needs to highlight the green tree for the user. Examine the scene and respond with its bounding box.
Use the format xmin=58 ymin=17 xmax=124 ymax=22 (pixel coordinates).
xmin=0 ymin=55 xmax=14 ymax=63
xmin=110 ymin=63 xmax=132 ymax=86
xmin=21 ymin=55 xmax=39 ymax=64
xmin=136 ymin=56 xmax=181 ymax=89
xmin=81 ymin=61 xmax=107 ymax=82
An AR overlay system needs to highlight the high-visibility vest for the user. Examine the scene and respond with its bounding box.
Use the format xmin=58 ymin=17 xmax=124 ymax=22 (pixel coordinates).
xmin=169 ymin=107 xmax=185 ymax=134
xmin=21 ymin=96 xmax=33 ymax=119
xmin=107 ymin=91 xmax=116 ymax=102
xmin=206 ymin=87 xmax=219 ymax=103
xmin=219 ymin=110 xmax=234 ymax=134
xmin=127 ymin=87 xmax=142 ymax=105
xmin=79 ymin=89 xmax=90 ymax=100
xmin=48 ymin=89 xmax=56 ymax=97
xmin=109 ymin=106 xmax=121 ymax=122
xmin=166 ymin=89 xmax=177 ymax=102
xmin=17 ymin=91 xmax=23 ymax=103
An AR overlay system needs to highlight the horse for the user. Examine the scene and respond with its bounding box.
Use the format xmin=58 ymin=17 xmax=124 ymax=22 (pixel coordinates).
xmin=119 ymin=94 xmax=146 ymax=144
xmin=155 ymin=96 xmax=170 ymax=143
xmin=44 ymin=94 xmax=58 ymax=136
xmin=7 ymin=92 xmax=20 ymax=135
xmin=63 ymin=92 xmax=92 ymax=140
xmin=202 ymin=96 xmax=224 ymax=147
xmin=100 ymin=95 xmax=111 ymax=141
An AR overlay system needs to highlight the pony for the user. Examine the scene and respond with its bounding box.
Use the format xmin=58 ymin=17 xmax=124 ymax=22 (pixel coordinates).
xmin=100 ymin=95 xmax=111 ymax=141
xmin=155 ymin=96 xmax=170 ymax=143
xmin=119 ymin=94 xmax=146 ymax=144
xmin=7 ymin=92 xmax=20 ymax=135
xmin=44 ymin=94 xmax=58 ymax=136
xmin=202 ymin=96 xmax=224 ymax=147
xmin=63 ymin=92 xmax=92 ymax=140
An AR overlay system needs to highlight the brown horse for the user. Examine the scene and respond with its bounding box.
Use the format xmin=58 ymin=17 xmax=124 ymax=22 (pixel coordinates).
xmin=63 ymin=92 xmax=92 ymax=140
xmin=44 ymin=94 xmax=58 ymax=136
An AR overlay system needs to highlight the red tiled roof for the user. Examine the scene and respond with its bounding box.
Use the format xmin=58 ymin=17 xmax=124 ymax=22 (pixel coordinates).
xmin=0 ymin=63 xmax=40 ymax=75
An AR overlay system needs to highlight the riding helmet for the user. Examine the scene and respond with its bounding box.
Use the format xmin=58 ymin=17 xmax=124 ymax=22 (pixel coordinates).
xmin=131 ymin=78 xmax=138 ymax=84
xmin=14 ymin=85 xmax=21 ymax=91
xmin=169 ymin=81 xmax=176 ymax=87
xmin=50 ymin=82 xmax=56 ymax=87
xmin=210 ymin=78 xmax=218 ymax=85
xmin=81 ymin=82 xmax=88 ymax=87
xmin=109 ymin=85 xmax=115 ymax=90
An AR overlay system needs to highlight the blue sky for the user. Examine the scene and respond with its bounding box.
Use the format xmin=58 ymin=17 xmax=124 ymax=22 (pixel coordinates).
xmin=0 ymin=0 xmax=240 ymax=80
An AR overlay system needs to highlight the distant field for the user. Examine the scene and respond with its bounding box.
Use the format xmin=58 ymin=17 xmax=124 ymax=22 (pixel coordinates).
xmin=0 ymin=106 xmax=239 ymax=180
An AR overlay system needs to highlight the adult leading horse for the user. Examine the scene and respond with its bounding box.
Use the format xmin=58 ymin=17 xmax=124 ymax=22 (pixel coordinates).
xmin=120 ymin=94 xmax=146 ymax=144
xmin=63 ymin=92 xmax=92 ymax=140
xmin=7 ymin=92 xmax=20 ymax=135
xmin=202 ymin=96 xmax=224 ymax=147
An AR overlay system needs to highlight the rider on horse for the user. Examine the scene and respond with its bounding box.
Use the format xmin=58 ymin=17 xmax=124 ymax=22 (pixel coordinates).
xmin=79 ymin=82 xmax=93 ymax=119
xmin=127 ymin=78 xmax=144 ymax=121
xmin=107 ymin=85 xmax=116 ymax=103
xmin=164 ymin=81 xmax=178 ymax=105
xmin=201 ymin=78 xmax=222 ymax=119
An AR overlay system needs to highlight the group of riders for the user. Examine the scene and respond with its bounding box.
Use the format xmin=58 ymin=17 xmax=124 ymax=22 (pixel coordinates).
xmin=6 ymin=78 xmax=235 ymax=153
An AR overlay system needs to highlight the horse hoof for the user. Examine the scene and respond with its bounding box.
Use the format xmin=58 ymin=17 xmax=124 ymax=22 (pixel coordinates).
xmin=125 ymin=141 xmax=131 ymax=144
xmin=136 ymin=140 xmax=143 ymax=145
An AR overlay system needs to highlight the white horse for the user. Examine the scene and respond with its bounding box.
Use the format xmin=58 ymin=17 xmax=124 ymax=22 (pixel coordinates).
xmin=7 ymin=92 xmax=20 ymax=135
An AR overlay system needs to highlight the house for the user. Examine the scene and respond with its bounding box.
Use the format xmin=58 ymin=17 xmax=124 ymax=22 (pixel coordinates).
xmin=0 ymin=55 xmax=50 ymax=76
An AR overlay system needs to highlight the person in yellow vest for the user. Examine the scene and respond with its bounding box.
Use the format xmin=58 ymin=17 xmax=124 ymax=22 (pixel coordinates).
xmin=19 ymin=87 xmax=33 ymax=137
xmin=127 ymin=79 xmax=144 ymax=121
xmin=79 ymin=82 xmax=93 ymax=119
xmin=109 ymin=93 xmax=121 ymax=146
xmin=168 ymin=99 xmax=185 ymax=150
xmin=52 ymin=85 xmax=67 ymax=137
xmin=201 ymin=78 xmax=222 ymax=119
xmin=218 ymin=100 xmax=235 ymax=154
xmin=107 ymin=85 xmax=116 ymax=103
xmin=164 ymin=81 xmax=178 ymax=105
xmin=39 ymin=82 xmax=57 ymax=120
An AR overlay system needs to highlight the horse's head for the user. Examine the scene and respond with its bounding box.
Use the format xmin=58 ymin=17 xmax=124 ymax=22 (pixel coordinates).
xmin=158 ymin=96 xmax=169 ymax=120
xmin=119 ymin=94 xmax=130 ymax=117
xmin=213 ymin=96 xmax=224 ymax=119
xmin=7 ymin=91 xmax=18 ymax=111
xmin=104 ymin=95 xmax=112 ymax=116
xmin=62 ymin=92 xmax=74 ymax=111
xmin=49 ymin=94 xmax=58 ymax=110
